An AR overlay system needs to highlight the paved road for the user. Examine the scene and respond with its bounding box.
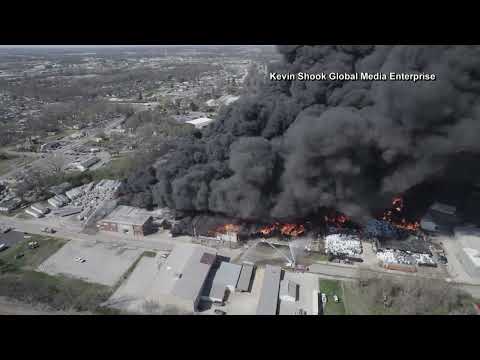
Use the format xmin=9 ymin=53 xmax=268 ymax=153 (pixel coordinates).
xmin=0 ymin=214 xmax=242 ymax=261
xmin=0 ymin=214 xmax=185 ymax=252
xmin=309 ymin=261 xmax=480 ymax=299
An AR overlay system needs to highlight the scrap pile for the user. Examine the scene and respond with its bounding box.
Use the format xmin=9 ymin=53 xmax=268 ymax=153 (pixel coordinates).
xmin=325 ymin=234 xmax=362 ymax=257
xmin=0 ymin=183 xmax=21 ymax=212
xmin=67 ymin=180 xmax=122 ymax=223
xmin=412 ymin=253 xmax=436 ymax=266
xmin=365 ymin=219 xmax=404 ymax=239
xmin=377 ymin=249 xmax=435 ymax=266
xmin=377 ymin=249 xmax=415 ymax=265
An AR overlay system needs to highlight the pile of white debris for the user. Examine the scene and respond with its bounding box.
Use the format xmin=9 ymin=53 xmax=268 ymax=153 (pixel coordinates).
xmin=66 ymin=180 xmax=122 ymax=221
xmin=412 ymin=253 xmax=436 ymax=266
xmin=377 ymin=249 xmax=436 ymax=266
xmin=64 ymin=180 xmax=122 ymax=223
xmin=325 ymin=234 xmax=362 ymax=257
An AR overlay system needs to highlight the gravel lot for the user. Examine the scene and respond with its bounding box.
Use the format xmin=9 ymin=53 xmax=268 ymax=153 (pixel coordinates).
xmin=37 ymin=240 xmax=143 ymax=286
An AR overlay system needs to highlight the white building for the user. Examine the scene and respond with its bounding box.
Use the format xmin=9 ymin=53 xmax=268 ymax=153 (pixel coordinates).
xmin=202 ymin=261 xmax=241 ymax=303
xmin=454 ymin=225 xmax=480 ymax=278
xmin=185 ymin=117 xmax=214 ymax=129
xmin=147 ymin=244 xmax=217 ymax=313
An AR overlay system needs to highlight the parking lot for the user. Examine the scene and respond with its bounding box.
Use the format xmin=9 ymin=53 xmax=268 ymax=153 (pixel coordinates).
xmin=104 ymin=252 xmax=168 ymax=313
xmin=37 ymin=240 xmax=143 ymax=286
xmin=0 ymin=230 xmax=25 ymax=248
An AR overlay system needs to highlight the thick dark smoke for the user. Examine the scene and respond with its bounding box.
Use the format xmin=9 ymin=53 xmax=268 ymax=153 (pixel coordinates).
xmin=130 ymin=45 xmax=480 ymax=221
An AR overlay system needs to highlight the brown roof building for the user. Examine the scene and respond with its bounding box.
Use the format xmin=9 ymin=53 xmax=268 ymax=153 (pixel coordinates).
xmin=97 ymin=205 xmax=154 ymax=238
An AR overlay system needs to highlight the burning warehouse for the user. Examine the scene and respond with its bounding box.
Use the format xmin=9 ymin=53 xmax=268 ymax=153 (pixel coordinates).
xmin=420 ymin=202 xmax=460 ymax=235
xmin=120 ymin=46 xmax=480 ymax=250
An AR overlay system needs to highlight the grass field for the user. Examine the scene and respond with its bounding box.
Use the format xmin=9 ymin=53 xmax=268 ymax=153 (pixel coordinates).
xmin=0 ymin=160 xmax=11 ymax=176
xmin=0 ymin=235 xmax=120 ymax=314
xmin=309 ymin=253 xmax=329 ymax=262
xmin=0 ymin=234 xmax=68 ymax=271
xmin=341 ymin=276 xmax=477 ymax=315
xmin=319 ymin=279 xmax=346 ymax=315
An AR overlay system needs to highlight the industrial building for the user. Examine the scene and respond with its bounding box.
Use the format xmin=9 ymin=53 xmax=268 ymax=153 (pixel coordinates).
xmin=48 ymin=194 xmax=69 ymax=208
xmin=256 ymin=265 xmax=282 ymax=315
xmin=185 ymin=117 xmax=214 ymax=129
xmin=0 ymin=198 xmax=21 ymax=212
xmin=51 ymin=207 xmax=82 ymax=217
xmin=25 ymin=203 xmax=50 ymax=218
xmin=236 ymin=262 xmax=255 ymax=292
xmin=31 ymin=203 xmax=49 ymax=215
xmin=454 ymin=225 xmax=480 ymax=278
xmin=75 ymin=156 xmax=100 ymax=172
xmin=279 ymin=279 xmax=299 ymax=303
xmin=149 ymin=244 xmax=217 ymax=313
xmin=97 ymin=205 xmax=154 ymax=238
xmin=420 ymin=202 xmax=459 ymax=234
xmin=48 ymin=182 xmax=72 ymax=196
xmin=202 ymin=261 xmax=242 ymax=303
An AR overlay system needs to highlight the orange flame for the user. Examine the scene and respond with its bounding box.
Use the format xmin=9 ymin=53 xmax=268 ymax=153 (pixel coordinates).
xmin=280 ymin=223 xmax=305 ymax=237
xmin=381 ymin=196 xmax=419 ymax=231
xmin=260 ymin=223 xmax=278 ymax=236
xmin=213 ymin=224 xmax=241 ymax=235
xmin=259 ymin=222 xmax=305 ymax=237
xmin=324 ymin=213 xmax=349 ymax=227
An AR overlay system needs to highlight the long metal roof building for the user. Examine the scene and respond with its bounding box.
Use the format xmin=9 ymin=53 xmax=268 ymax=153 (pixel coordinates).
xmin=236 ymin=262 xmax=254 ymax=292
xmin=256 ymin=265 xmax=282 ymax=315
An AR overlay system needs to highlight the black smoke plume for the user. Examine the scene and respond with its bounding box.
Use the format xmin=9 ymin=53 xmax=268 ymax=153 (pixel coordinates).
xmin=128 ymin=45 xmax=480 ymax=222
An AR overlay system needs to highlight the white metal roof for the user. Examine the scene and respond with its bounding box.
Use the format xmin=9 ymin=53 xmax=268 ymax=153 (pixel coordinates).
xmin=185 ymin=117 xmax=213 ymax=126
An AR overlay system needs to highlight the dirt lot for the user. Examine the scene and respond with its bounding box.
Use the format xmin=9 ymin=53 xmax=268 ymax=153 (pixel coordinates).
xmin=38 ymin=240 xmax=143 ymax=286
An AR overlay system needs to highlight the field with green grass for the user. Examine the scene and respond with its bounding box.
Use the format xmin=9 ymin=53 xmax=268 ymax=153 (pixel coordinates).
xmin=319 ymin=279 xmax=346 ymax=315
xmin=0 ymin=234 xmax=67 ymax=271
xmin=341 ymin=274 xmax=477 ymax=315
xmin=0 ymin=234 xmax=120 ymax=314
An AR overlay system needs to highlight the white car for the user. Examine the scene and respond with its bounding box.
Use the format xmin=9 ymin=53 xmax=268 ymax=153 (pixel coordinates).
xmin=75 ymin=257 xmax=86 ymax=263
xmin=0 ymin=243 xmax=8 ymax=252
xmin=333 ymin=295 xmax=339 ymax=303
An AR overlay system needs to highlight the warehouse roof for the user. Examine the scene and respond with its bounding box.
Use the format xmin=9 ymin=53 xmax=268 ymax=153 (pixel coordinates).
xmin=463 ymin=248 xmax=480 ymax=268
xmin=185 ymin=117 xmax=213 ymax=128
xmin=430 ymin=202 xmax=457 ymax=216
xmin=101 ymin=205 xmax=152 ymax=226
xmin=236 ymin=262 xmax=254 ymax=291
xmin=256 ymin=265 xmax=281 ymax=315
xmin=280 ymin=279 xmax=299 ymax=302
xmin=213 ymin=262 xmax=241 ymax=287
xmin=204 ymin=262 xmax=241 ymax=301
xmin=150 ymin=244 xmax=217 ymax=303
